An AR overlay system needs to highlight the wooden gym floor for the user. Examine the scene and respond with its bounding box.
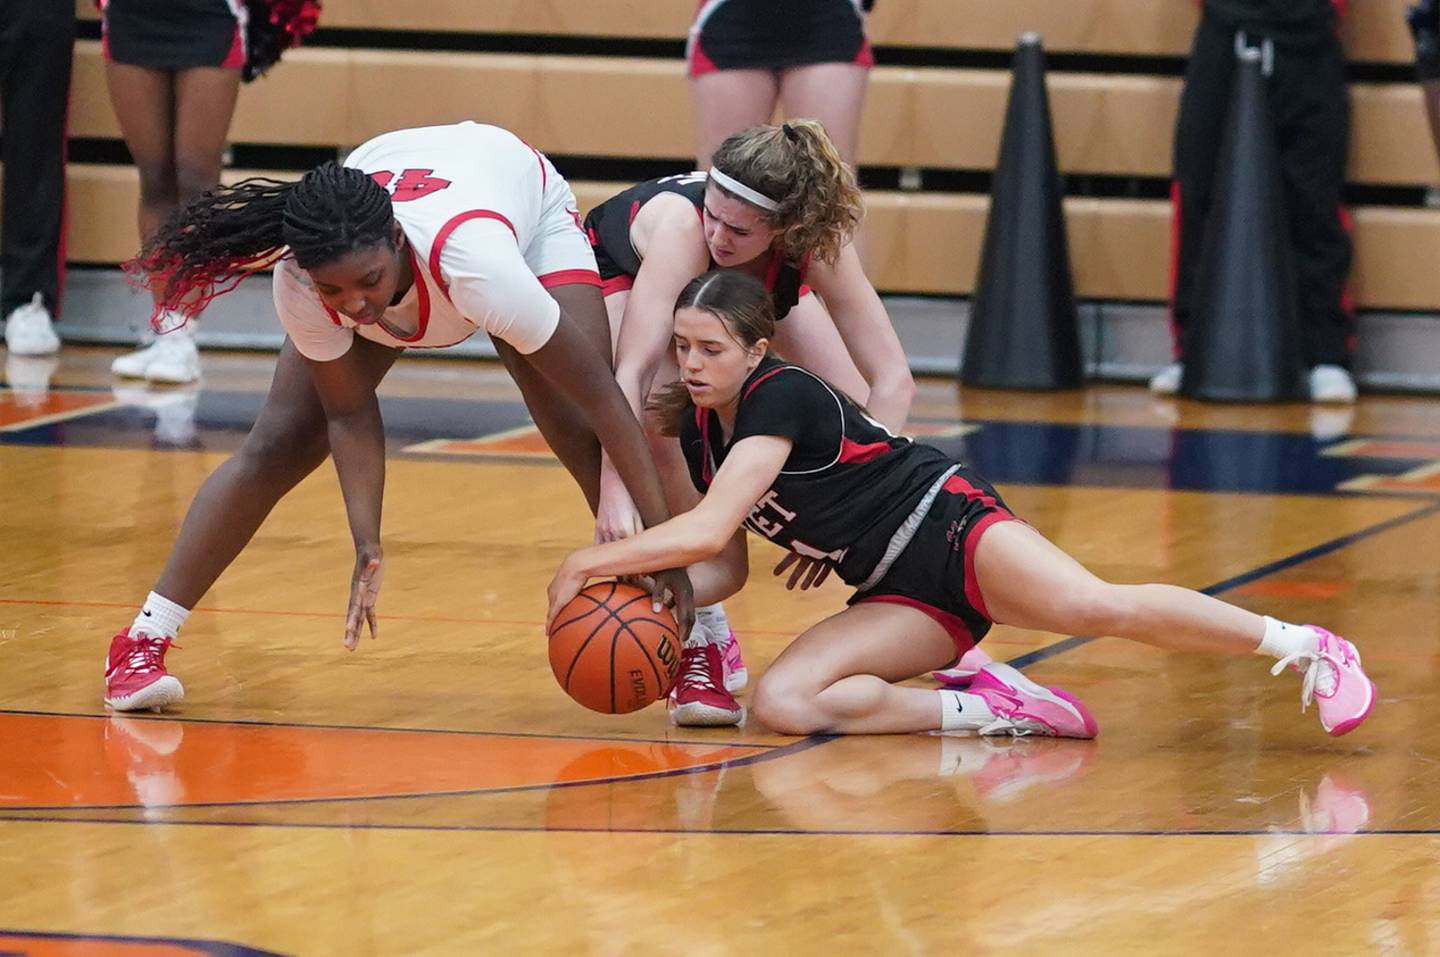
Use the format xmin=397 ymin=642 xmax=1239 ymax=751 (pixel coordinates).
xmin=1 ymin=346 xmax=1438 ymax=955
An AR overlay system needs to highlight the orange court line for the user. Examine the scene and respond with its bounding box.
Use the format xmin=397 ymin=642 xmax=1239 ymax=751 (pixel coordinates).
xmin=0 ymin=392 xmax=120 ymax=431
xmin=0 ymin=713 xmax=769 ymax=809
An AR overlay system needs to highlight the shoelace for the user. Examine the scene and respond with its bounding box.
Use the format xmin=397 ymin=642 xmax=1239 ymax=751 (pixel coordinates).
xmin=121 ymin=637 xmax=173 ymax=676
xmin=676 ymin=648 xmax=721 ymax=693
xmin=1271 ymin=647 xmax=1344 ymax=712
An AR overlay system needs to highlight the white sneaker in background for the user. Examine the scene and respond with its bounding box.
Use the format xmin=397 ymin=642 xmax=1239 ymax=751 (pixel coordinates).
xmin=1309 ymin=364 xmax=1357 ymax=404
xmin=3 ymin=293 xmax=61 ymax=356
xmin=1148 ymin=361 xmax=1183 ymax=396
xmin=143 ymin=327 xmax=201 ymax=384
xmin=5 ymin=355 xmax=60 ymax=404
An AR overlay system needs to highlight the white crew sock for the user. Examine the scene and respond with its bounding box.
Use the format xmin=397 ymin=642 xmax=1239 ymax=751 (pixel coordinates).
xmin=938 ymin=689 xmax=997 ymax=732
xmin=131 ymin=591 xmax=190 ymax=639
xmin=696 ymin=604 xmax=732 ymax=640
xmin=1255 ymin=616 xmax=1320 ymax=661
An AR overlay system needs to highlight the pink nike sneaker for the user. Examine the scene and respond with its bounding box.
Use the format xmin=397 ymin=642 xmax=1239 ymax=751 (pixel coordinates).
xmin=967 ymin=662 xmax=1098 ymax=739
xmin=1270 ymin=627 xmax=1376 ymax=737
xmin=718 ymin=629 xmax=748 ymax=693
xmin=931 ymin=646 xmax=996 ymax=688
xmin=105 ymin=629 xmax=184 ymax=712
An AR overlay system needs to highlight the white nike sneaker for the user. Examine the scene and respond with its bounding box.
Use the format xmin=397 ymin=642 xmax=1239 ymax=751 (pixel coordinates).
xmin=1148 ymin=361 xmax=1183 ymax=396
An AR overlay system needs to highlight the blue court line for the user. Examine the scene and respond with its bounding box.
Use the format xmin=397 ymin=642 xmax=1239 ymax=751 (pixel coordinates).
xmin=1005 ymin=498 xmax=1440 ymax=671
xmin=0 ymin=816 xmax=1435 ymax=839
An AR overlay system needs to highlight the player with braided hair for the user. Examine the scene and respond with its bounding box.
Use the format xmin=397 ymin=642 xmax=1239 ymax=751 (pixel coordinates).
xmin=103 ymin=121 xmax=693 ymax=712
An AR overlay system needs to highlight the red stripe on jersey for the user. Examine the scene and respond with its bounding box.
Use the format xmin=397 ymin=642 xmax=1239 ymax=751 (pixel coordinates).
xmin=838 ymin=436 xmax=891 ymax=464
xmin=386 ymin=242 xmax=432 ymax=342
xmin=853 ymin=594 xmax=975 ymax=654
xmin=427 ymin=210 xmax=518 ymax=301
xmin=853 ymin=38 xmax=875 ymax=69
xmin=741 ymin=366 xmax=791 ymax=401
xmin=697 ymin=407 xmax=714 ymax=484
xmin=527 ymin=143 xmax=548 ymax=192
xmin=538 ymin=269 xmax=602 ymax=289
xmin=324 ymin=304 xmax=344 ymax=327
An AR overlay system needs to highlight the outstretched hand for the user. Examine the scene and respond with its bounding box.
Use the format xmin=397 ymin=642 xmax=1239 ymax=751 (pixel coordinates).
xmin=773 ymin=551 xmax=834 ymax=591
xmin=344 ymin=546 xmax=384 ymax=650
xmin=651 ymin=567 xmax=695 ymax=638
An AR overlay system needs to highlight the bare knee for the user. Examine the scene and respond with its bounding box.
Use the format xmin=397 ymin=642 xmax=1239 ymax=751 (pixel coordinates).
xmin=751 ymin=673 xmax=826 ymax=736
xmin=237 ymin=420 xmax=328 ymax=480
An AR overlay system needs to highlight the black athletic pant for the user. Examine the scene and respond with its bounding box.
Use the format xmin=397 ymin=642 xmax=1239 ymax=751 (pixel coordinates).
xmin=0 ymin=0 xmax=74 ymax=319
xmin=1171 ymin=12 xmax=1353 ymax=368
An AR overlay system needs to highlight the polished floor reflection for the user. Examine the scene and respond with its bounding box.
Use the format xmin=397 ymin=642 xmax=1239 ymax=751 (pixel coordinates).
xmin=2 ymin=347 xmax=1438 ymax=955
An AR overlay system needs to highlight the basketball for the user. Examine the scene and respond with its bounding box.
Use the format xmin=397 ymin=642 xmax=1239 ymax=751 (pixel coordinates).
xmin=548 ymin=581 xmax=682 ymax=714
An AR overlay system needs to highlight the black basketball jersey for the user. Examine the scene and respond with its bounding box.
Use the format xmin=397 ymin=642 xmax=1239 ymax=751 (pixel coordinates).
xmin=680 ymin=357 xmax=959 ymax=585
xmin=584 ymin=173 xmax=809 ymax=319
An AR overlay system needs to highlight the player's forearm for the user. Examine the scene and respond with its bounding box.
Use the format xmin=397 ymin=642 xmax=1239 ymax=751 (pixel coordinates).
xmin=568 ymin=510 xmax=731 ymax=580
xmin=326 ymin=400 xmax=386 ymax=550
xmin=589 ymin=392 xmax=675 ymax=530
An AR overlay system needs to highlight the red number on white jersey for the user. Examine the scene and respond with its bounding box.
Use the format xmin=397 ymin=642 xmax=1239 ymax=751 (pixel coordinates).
xmin=369 ymin=168 xmax=453 ymax=202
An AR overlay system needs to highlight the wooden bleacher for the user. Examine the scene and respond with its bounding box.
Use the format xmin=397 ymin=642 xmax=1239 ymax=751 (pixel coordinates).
xmin=57 ymin=0 xmax=1440 ymax=310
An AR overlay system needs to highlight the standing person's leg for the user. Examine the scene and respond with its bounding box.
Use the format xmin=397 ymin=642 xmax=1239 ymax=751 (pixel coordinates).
xmin=0 ymin=0 xmax=74 ymax=325
xmin=130 ymin=65 xmax=243 ymax=384
xmin=691 ymin=70 xmax=780 ymax=169
xmin=105 ymin=338 xmax=400 ymax=711
xmin=1275 ymin=35 xmax=1354 ymax=401
xmin=776 ymin=62 xmax=867 ymax=167
xmin=971 ymin=520 xmax=1377 ymax=736
xmin=1156 ymin=15 xmax=1235 ymax=394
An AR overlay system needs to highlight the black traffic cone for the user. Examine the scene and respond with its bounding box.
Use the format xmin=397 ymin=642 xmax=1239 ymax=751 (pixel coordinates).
xmin=1180 ymin=43 xmax=1305 ymax=402
xmin=961 ymin=33 xmax=1082 ymax=390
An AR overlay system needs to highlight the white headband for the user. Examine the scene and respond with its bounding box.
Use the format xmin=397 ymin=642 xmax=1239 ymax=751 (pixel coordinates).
xmin=708 ymin=168 xmax=780 ymax=212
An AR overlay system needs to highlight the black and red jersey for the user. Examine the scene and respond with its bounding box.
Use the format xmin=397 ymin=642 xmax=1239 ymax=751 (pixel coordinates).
xmin=680 ymin=357 xmax=960 ymax=585
xmin=583 ymin=173 xmax=809 ymax=318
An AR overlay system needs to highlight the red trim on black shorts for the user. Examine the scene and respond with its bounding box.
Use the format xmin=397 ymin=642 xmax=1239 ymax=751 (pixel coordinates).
xmin=853 ymin=594 xmax=976 ymax=655
xmin=960 ymin=510 xmax=1017 ymax=622
xmin=601 ymin=274 xmax=635 ymax=297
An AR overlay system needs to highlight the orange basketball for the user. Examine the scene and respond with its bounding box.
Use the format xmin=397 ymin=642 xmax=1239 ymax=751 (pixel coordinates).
xmin=548 ymin=581 xmax=681 ymax=714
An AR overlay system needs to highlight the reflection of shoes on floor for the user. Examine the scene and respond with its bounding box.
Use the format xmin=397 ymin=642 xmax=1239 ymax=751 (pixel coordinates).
xmin=1299 ymin=773 xmax=1372 ymax=837
xmin=674 ymin=764 xmax=727 ymax=831
xmin=1149 ymin=361 xmax=1183 ymax=396
xmin=104 ymin=715 xmax=185 ymax=813
xmin=4 ymin=355 xmax=60 ymax=406
xmin=112 ymin=383 xmax=200 ymax=447
xmin=1148 ymin=399 xmax=1181 ymax=427
xmin=968 ymin=663 xmax=1098 ymax=739
xmin=938 ymin=736 xmax=1094 ymax=803
xmin=932 ymin=646 xmax=995 ymax=689
xmin=1309 ymin=406 xmax=1355 ymax=443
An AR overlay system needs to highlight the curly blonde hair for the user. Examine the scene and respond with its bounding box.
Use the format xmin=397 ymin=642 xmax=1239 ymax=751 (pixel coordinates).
xmin=708 ymin=119 xmax=863 ymax=265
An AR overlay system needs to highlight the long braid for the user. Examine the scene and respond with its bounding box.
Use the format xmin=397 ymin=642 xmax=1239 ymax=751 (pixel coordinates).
xmin=126 ymin=161 xmax=394 ymax=327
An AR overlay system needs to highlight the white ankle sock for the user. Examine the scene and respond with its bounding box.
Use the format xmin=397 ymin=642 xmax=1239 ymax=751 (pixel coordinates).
xmin=1256 ymin=616 xmax=1319 ymax=660
xmin=131 ymin=591 xmax=190 ymax=639
xmin=696 ymin=604 xmax=731 ymax=639
xmin=939 ymin=689 xmax=997 ymax=732
xmin=685 ymin=620 xmax=721 ymax=649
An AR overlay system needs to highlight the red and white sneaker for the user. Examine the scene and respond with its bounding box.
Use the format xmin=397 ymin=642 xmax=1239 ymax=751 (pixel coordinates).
xmin=931 ymin=646 xmax=996 ymax=688
xmin=669 ymin=644 xmax=744 ymax=727
xmin=967 ymin=662 xmax=1098 ymax=739
xmin=104 ymin=629 xmax=184 ymax=712
xmin=1270 ymin=627 xmax=1376 ymax=737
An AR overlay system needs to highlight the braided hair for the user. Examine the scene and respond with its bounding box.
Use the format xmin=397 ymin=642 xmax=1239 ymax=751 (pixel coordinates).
xmin=128 ymin=161 xmax=395 ymax=326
